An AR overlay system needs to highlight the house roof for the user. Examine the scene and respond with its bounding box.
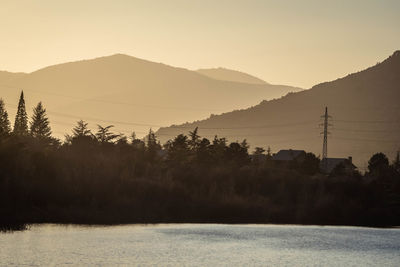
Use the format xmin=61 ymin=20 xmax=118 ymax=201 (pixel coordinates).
xmin=273 ymin=149 xmax=306 ymax=161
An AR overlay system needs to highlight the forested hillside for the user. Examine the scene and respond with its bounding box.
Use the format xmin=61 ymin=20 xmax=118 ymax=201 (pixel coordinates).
xmin=158 ymin=51 xmax=400 ymax=169
xmin=1 ymin=95 xmax=400 ymax=230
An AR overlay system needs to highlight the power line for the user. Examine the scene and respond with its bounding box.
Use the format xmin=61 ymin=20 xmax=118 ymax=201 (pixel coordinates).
xmin=0 ymin=83 xmax=227 ymax=112
xmin=42 ymin=119 xmax=320 ymax=138
xmin=3 ymin=102 xmax=319 ymax=130
xmin=333 ymin=136 xmax=399 ymax=144
xmin=334 ymin=119 xmax=400 ymax=124
xmin=334 ymin=128 xmax=399 ymax=133
xmin=167 ymin=121 xmax=317 ymax=130
xmin=3 ymin=99 xmax=399 ymax=133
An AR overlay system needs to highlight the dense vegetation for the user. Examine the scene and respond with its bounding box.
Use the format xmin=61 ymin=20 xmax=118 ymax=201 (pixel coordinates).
xmin=1 ymin=93 xmax=400 ymax=230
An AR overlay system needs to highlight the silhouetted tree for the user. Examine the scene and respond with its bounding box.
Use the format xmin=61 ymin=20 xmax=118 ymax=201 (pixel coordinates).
xmin=95 ymin=125 xmax=120 ymax=144
xmin=13 ymin=91 xmax=28 ymax=136
xmin=226 ymin=140 xmax=250 ymax=165
xmin=252 ymin=147 xmax=266 ymax=164
xmin=253 ymin=147 xmax=265 ymax=155
xmin=3 ymin=90 xmax=400 ymax=227
xmin=300 ymin=152 xmax=320 ymax=175
xmin=368 ymin=152 xmax=389 ymax=175
xmin=129 ymin=131 xmax=145 ymax=149
xmin=188 ymin=127 xmax=200 ymax=151
xmin=209 ymin=136 xmax=227 ymax=163
xmin=146 ymin=128 xmax=161 ymax=150
xmin=240 ymin=139 xmax=249 ymax=151
xmin=145 ymin=128 xmax=161 ymax=162
xmin=146 ymin=129 xmax=157 ymax=148
xmin=30 ymin=102 xmax=52 ymax=140
xmin=72 ymin=120 xmax=92 ymax=137
xmin=116 ymin=134 xmax=128 ymax=145
xmin=196 ymin=138 xmax=211 ymax=163
xmin=0 ymin=99 xmax=11 ymax=137
xmin=166 ymin=134 xmax=190 ymax=165
xmin=64 ymin=120 xmax=93 ymax=145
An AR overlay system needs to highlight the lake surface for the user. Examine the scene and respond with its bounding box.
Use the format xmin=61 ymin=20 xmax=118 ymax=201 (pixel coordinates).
xmin=1 ymin=224 xmax=399 ymax=266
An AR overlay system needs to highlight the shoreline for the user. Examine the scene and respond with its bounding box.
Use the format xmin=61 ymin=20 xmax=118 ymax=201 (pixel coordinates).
xmin=3 ymin=221 xmax=400 ymax=232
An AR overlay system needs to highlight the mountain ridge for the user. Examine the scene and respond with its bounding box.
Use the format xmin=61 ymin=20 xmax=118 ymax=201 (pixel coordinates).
xmin=157 ymin=51 xmax=400 ymax=169
xmin=0 ymin=53 xmax=302 ymax=140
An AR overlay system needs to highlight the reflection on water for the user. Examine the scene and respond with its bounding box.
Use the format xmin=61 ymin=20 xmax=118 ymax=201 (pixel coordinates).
xmin=1 ymin=224 xmax=399 ymax=266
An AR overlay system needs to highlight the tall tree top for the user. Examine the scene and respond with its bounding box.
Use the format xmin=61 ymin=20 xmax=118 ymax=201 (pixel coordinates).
xmin=30 ymin=101 xmax=52 ymax=139
xmin=95 ymin=124 xmax=119 ymax=144
xmin=13 ymin=91 xmax=28 ymax=136
xmin=72 ymin=120 xmax=92 ymax=137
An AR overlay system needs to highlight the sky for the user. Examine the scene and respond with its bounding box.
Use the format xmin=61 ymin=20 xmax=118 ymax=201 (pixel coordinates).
xmin=0 ymin=0 xmax=399 ymax=88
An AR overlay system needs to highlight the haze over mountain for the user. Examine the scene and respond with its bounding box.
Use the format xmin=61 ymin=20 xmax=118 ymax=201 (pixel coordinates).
xmin=196 ymin=68 xmax=267 ymax=85
xmin=0 ymin=71 xmax=27 ymax=83
xmin=157 ymin=51 xmax=400 ymax=170
xmin=0 ymin=54 xmax=302 ymax=138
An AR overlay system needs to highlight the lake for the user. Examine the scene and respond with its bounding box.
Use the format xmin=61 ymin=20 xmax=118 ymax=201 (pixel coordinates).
xmin=1 ymin=224 xmax=399 ymax=266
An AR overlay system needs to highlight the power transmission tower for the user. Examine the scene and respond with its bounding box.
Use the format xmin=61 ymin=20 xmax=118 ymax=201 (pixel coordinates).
xmin=320 ymin=107 xmax=332 ymax=172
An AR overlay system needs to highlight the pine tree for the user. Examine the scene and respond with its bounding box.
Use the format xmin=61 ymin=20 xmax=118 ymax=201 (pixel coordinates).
xmin=30 ymin=102 xmax=52 ymax=139
xmin=72 ymin=120 xmax=91 ymax=137
xmin=95 ymin=125 xmax=119 ymax=143
xmin=146 ymin=128 xmax=158 ymax=149
xmin=0 ymin=98 xmax=11 ymax=137
xmin=146 ymin=128 xmax=161 ymax=160
xmin=253 ymin=147 xmax=265 ymax=156
xmin=13 ymin=91 xmax=28 ymax=135
xmin=188 ymin=127 xmax=201 ymax=151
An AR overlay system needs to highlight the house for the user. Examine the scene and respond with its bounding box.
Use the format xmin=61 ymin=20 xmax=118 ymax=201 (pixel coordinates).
xmin=320 ymin=157 xmax=357 ymax=174
xmin=272 ymin=149 xmax=306 ymax=162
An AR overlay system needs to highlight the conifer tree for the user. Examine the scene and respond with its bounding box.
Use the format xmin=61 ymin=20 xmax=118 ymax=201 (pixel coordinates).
xmin=13 ymin=91 xmax=28 ymax=135
xmin=95 ymin=124 xmax=119 ymax=143
xmin=0 ymin=98 xmax=11 ymax=137
xmin=146 ymin=128 xmax=158 ymax=149
xmin=72 ymin=120 xmax=91 ymax=137
xmin=253 ymin=147 xmax=265 ymax=156
xmin=188 ymin=127 xmax=201 ymax=151
xmin=30 ymin=102 xmax=52 ymax=139
xmin=146 ymin=128 xmax=161 ymax=159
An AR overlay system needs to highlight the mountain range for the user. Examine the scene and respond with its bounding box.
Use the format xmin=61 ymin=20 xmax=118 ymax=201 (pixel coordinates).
xmin=0 ymin=54 xmax=301 ymax=137
xmin=1 ymin=51 xmax=399 ymax=169
xmin=157 ymin=51 xmax=400 ymax=169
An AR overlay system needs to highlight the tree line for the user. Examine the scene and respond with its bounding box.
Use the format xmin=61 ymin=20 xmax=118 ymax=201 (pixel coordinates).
xmin=1 ymin=92 xmax=400 ymax=230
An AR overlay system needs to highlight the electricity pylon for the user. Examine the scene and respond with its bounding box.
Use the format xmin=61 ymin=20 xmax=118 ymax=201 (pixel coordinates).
xmin=320 ymin=107 xmax=332 ymax=172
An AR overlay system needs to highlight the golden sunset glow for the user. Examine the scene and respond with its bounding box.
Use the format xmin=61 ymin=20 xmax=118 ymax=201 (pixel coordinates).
xmin=0 ymin=0 xmax=399 ymax=88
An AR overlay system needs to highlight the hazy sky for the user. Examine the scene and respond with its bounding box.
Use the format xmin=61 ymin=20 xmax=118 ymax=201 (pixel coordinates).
xmin=0 ymin=0 xmax=399 ymax=88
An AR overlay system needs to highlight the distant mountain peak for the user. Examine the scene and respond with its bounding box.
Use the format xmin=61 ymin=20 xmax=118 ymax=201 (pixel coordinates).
xmin=107 ymin=53 xmax=134 ymax=59
xmin=96 ymin=53 xmax=143 ymax=62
